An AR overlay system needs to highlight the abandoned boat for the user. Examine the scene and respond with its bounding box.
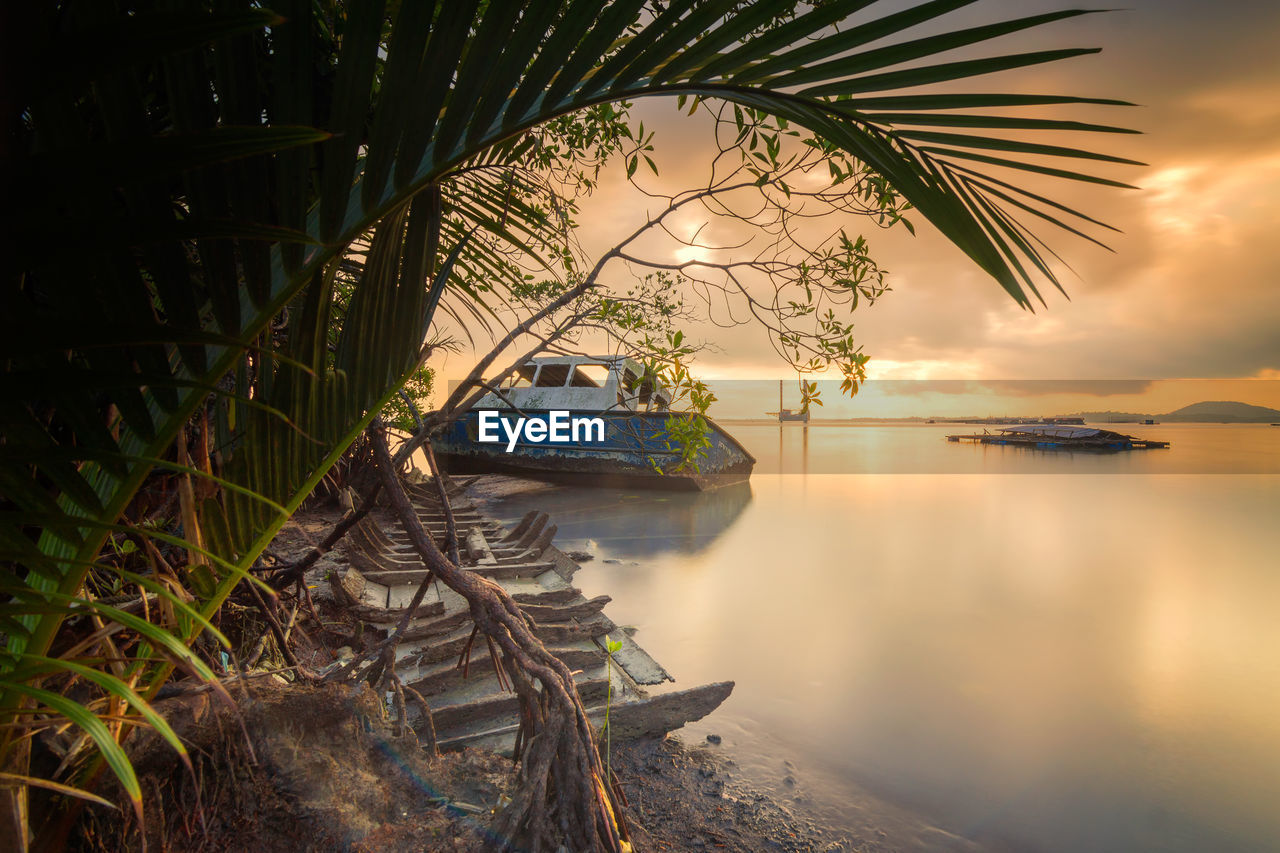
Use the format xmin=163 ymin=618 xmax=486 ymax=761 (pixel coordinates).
xmin=947 ymin=424 xmax=1170 ymax=450
xmin=432 ymin=355 xmax=755 ymax=490
xmin=328 ymin=473 xmax=733 ymax=753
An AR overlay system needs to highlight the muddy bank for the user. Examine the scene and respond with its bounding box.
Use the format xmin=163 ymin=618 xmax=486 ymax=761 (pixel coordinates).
xmin=78 ymin=682 xmax=509 ymax=852
xmin=615 ymin=735 xmax=990 ymax=853
xmin=82 ymin=678 xmax=938 ymax=852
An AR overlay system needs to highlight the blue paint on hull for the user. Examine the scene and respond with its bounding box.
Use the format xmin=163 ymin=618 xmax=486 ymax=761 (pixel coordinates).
xmin=431 ymin=410 xmax=755 ymax=491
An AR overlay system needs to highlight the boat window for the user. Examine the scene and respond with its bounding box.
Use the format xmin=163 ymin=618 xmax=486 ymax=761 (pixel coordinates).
xmin=500 ymin=365 xmax=536 ymax=389
xmin=570 ymin=363 xmax=610 ymax=388
xmin=533 ymin=363 xmax=571 ymax=387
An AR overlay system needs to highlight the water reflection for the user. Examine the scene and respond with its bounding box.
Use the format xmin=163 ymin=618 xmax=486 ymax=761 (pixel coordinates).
xmin=480 ymin=479 xmax=753 ymax=559
xmin=741 ymin=421 xmax=1280 ymax=474
xmin=560 ymin=426 xmax=1280 ymax=852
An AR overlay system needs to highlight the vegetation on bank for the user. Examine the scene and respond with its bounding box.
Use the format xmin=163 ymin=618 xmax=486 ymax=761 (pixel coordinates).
xmin=1 ymin=1 xmax=1135 ymax=849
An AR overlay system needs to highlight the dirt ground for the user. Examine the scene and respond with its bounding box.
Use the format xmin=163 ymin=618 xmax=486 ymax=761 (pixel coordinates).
xmin=614 ymin=733 xmax=996 ymax=853
xmin=615 ymin=736 xmax=865 ymax=853
xmin=74 ymin=679 xmax=882 ymax=852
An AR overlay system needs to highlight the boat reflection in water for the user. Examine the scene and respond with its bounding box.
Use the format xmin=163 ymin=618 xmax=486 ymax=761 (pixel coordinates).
xmin=473 ymin=478 xmax=753 ymax=560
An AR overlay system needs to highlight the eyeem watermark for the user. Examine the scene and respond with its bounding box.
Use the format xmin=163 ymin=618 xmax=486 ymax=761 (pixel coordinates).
xmin=477 ymin=410 xmax=606 ymax=453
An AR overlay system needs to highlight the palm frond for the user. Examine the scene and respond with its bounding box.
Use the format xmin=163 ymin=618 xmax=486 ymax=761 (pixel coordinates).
xmin=1 ymin=0 xmax=1135 ymax=828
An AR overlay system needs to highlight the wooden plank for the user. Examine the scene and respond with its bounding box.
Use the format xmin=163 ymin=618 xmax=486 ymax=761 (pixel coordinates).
xmin=516 ymin=512 xmax=549 ymax=548
xmin=521 ymin=594 xmax=610 ymax=623
xmin=603 ymin=681 xmax=734 ymax=740
xmin=597 ymin=629 xmax=673 ymax=686
xmin=360 ymin=560 xmax=557 ymax=584
xmin=511 ymin=586 xmax=582 ymax=606
xmin=349 ymin=599 xmax=446 ymax=624
xmin=503 ymin=510 xmax=540 ymax=543
xmin=435 ymin=681 xmax=735 ymax=753
xmin=526 ymin=523 xmax=558 ymax=555
xmin=408 ymin=613 xmax=615 ymax=665
xmin=429 ymin=677 xmax=610 ymax=732
xmin=465 ymin=526 xmax=497 ymax=565
xmin=408 ymin=647 xmax=605 ymax=696
xmin=535 ymin=614 xmax=614 ymax=644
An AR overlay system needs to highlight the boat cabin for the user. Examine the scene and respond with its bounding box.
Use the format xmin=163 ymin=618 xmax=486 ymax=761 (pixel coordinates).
xmin=479 ymin=355 xmax=671 ymax=413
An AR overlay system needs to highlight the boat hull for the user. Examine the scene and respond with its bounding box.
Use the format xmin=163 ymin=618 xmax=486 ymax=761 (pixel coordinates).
xmin=432 ymin=410 xmax=755 ymax=491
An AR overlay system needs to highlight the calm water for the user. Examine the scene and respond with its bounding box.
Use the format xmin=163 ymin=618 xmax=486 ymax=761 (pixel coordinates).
xmin=480 ymin=424 xmax=1280 ymax=851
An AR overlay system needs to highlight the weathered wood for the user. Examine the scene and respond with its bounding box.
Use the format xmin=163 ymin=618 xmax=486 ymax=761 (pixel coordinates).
xmin=409 ymin=647 xmax=606 ymax=696
xmin=504 ymin=510 xmax=541 ymax=543
xmin=429 ymin=677 xmax=611 ymax=732
xmin=465 ymin=526 xmax=497 ymax=565
xmin=349 ymin=599 xmax=446 ymax=624
xmin=340 ymin=548 xmax=415 ymax=578
xmin=409 ymin=631 xmax=474 ymax=665
xmin=360 ymin=560 xmax=557 ymax=585
xmin=353 ymin=517 xmax=395 ymax=549
xmin=526 ymin=523 xmax=557 ymax=556
xmin=534 ymin=614 xmax=614 ymax=644
xmin=411 ymin=508 xmax=489 ymax=522
xmin=595 ymin=630 xmax=672 ymax=686
xmin=511 ymin=586 xmax=583 ymax=606
xmin=398 ymin=611 xmax=470 ymax=643
xmin=435 ymin=681 xmax=736 ymax=753
xmin=405 ymin=480 xmax=471 ymax=504
xmin=331 ymin=463 xmax=733 ymax=815
xmin=412 ymin=504 xmax=486 ymax=517
xmin=601 ymin=681 xmax=735 ymax=740
xmin=520 ymin=594 xmax=610 ymax=623
xmin=516 ymin=512 xmax=549 ymax=548
xmin=409 ymin=613 xmax=614 ymax=664
xmin=329 ymin=565 xmax=367 ymax=607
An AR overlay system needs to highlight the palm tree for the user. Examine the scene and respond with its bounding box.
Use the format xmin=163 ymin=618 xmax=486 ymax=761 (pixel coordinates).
xmin=0 ymin=1 xmax=1136 ymax=849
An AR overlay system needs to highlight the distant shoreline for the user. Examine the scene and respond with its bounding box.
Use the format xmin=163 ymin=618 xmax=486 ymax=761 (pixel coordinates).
xmin=715 ymin=418 xmax=1279 ymax=425
xmin=714 ymin=399 xmax=1280 ymax=426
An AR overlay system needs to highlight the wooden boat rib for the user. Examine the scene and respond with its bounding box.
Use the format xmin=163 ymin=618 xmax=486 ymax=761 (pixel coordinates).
xmin=326 ymin=473 xmax=732 ymax=754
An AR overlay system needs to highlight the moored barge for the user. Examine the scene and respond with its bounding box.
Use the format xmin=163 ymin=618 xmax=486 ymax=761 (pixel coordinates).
xmin=947 ymin=424 xmax=1170 ymax=450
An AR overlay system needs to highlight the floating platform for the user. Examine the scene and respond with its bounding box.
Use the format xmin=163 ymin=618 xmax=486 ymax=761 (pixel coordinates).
xmin=326 ymin=474 xmax=732 ymax=754
xmin=947 ymin=424 xmax=1169 ymax=450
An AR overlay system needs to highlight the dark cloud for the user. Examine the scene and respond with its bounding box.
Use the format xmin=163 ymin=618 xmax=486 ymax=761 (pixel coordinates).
xmin=448 ymin=2 xmax=1280 ymax=398
xmin=874 ymin=380 xmax=1157 ymax=397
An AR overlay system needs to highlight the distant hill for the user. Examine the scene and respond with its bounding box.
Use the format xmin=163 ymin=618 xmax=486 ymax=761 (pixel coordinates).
xmin=1160 ymin=401 xmax=1280 ymax=422
xmin=1072 ymin=401 xmax=1280 ymax=423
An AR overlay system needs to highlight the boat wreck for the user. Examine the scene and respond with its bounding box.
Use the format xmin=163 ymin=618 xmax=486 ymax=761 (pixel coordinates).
xmin=433 ymin=355 xmax=755 ymax=490
xmin=325 ymin=474 xmax=733 ymax=753
xmin=947 ymin=424 xmax=1170 ymax=450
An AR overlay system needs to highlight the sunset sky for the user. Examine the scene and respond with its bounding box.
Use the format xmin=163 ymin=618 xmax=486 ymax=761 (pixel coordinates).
xmin=438 ymin=0 xmax=1280 ymax=416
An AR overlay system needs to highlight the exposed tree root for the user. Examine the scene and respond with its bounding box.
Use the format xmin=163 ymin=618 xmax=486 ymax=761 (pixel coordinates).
xmin=366 ymin=421 xmax=627 ymax=852
xmin=267 ymin=483 xmax=383 ymax=590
